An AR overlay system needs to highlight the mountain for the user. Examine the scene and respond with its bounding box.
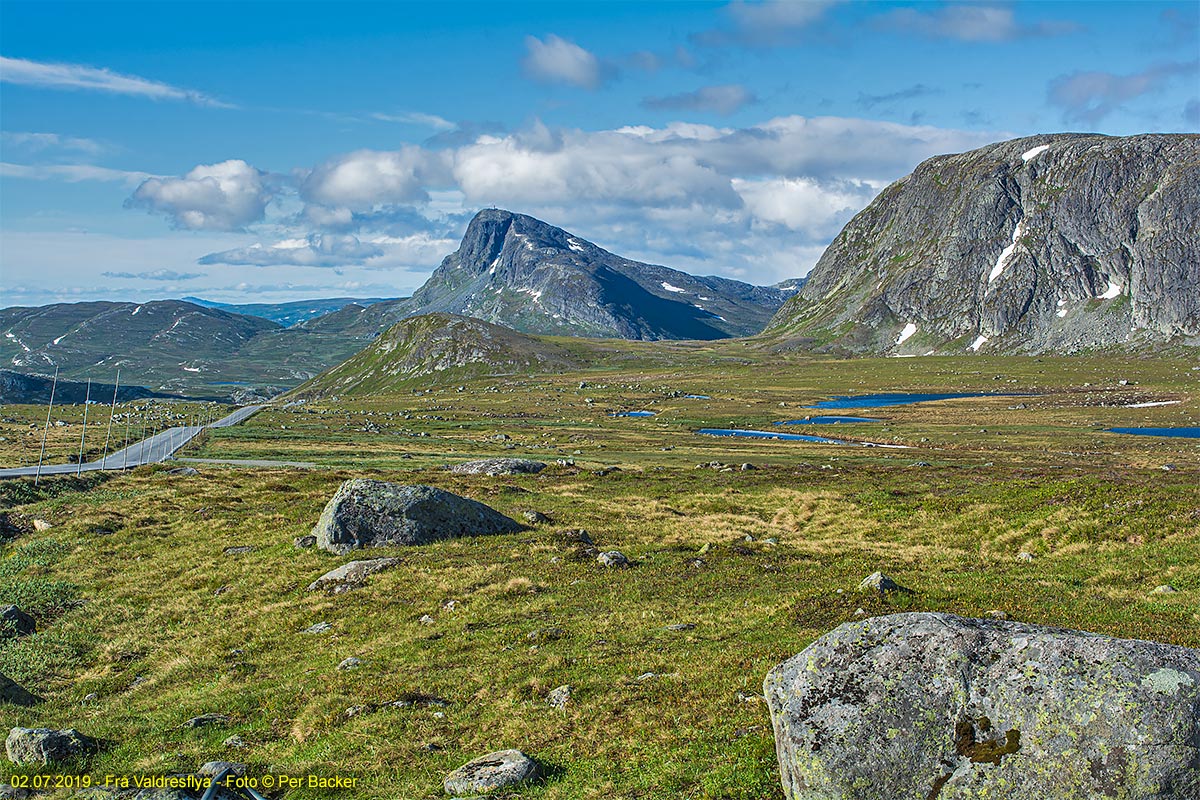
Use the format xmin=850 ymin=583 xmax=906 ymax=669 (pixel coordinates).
xmin=0 ymin=300 xmax=372 ymax=398
xmin=294 ymin=313 xmax=583 ymax=398
xmin=183 ymin=296 xmax=393 ymax=327
xmin=306 ymin=209 xmax=787 ymax=341
xmin=0 ymin=369 xmax=169 ymax=405
xmin=765 ymin=133 xmax=1200 ymax=354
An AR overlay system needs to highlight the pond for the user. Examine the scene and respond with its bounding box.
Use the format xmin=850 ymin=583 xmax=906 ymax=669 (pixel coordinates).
xmin=613 ymin=410 xmax=656 ymax=417
xmin=777 ymin=415 xmax=882 ymax=425
xmin=805 ymin=392 xmax=1027 ymax=409
xmin=1106 ymin=427 xmax=1200 ymax=439
xmin=697 ymin=428 xmax=844 ymax=444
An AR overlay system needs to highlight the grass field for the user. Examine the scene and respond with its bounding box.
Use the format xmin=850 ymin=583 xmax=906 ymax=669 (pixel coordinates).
xmin=1 ymin=349 xmax=1196 ymax=799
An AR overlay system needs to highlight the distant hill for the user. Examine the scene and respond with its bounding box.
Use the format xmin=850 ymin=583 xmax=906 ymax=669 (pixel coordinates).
xmin=0 ymin=369 xmax=170 ymax=405
xmin=183 ymin=296 xmax=394 ymax=327
xmin=294 ymin=313 xmax=584 ymax=398
xmin=766 ymin=133 xmax=1200 ymax=354
xmin=301 ymin=209 xmax=787 ymax=341
xmin=0 ymin=299 xmax=372 ymax=398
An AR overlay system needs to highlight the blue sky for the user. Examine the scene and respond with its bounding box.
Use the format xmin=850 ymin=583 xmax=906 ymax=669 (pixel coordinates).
xmin=2 ymin=0 xmax=1197 ymax=306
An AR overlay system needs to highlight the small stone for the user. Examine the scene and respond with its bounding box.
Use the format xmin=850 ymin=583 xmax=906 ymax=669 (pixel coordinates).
xmin=546 ymin=685 xmax=572 ymax=709
xmin=32 ymin=519 xmax=52 ymax=532
xmin=522 ymin=510 xmax=552 ymax=525
xmin=419 ymin=614 xmax=435 ymax=625
xmin=307 ymin=558 xmax=403 ymax=593
xmin=857 ymin=572 xmax=912 ymax=595
xmin=444 ymin=749 xmax=541 ymax=795
xmin=1151 ymin=584 xmax=1179 ymax=594
xmin=222 ymin=545 xmax=255 ymax=556
xmin=560 ymin=528 xmax=594 ymax=546
xmin=302 ymin=622 xmax=332 ymax=634
xmin=180 ymin=713 xmax=229 ymax=729
xmin=222 ymin=735 xmax=248 ymax=750
xmin=167 ymin=466 xmax=200 ymax=477
xmin=338 ymin=657 xmax=363 ymax=671
xmin=293 ymin=535 xmax=317 ymax=548
xmin=853 ymin=608 xmax=866 ymax=617
xmin=635 ymin=672 xmax=656 ymax=681
xmin=597 ymin=551 xmax=631 ymax=568
xmin=740 ymin=463 xmax=755 ymax=471
xmin=197 ymin=761 xmax=247 ymax=778
xmin=0 ymin=606 xmax=35 ymax=639
xmin=665 ymin=623 xmax=695 ymax=632
xmin=1017 ymin=551 xmax=1035 ymax=562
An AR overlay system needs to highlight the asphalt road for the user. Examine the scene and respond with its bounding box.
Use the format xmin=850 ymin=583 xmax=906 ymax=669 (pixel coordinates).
xmin=0 ymin=405 xmax=263 ymax=479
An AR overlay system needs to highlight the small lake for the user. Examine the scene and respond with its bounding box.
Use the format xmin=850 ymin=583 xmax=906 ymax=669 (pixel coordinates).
xmin=698 ymin=428 xmax=844 ymax=444
xmin=613 ymin=410 xmax=656 ymax=417
xmin=777 ymin=415 xmax=881 ymax=425
xmin=682 ymin=395 xmax=711 ymax=399
xmin=1107 ymin=427 xmax=1200 ymax=439
xmin=806 ymin=392 xmax=1026 ymax=409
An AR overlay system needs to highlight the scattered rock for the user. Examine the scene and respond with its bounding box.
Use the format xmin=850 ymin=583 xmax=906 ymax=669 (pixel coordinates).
xmin=526 ymin=627 xmax=566 ymax=643
xmin=293 ymin=535 xmax=317 ymax=548
xmin=0 ymin=783 xmax=29 ymax=799
xmin=222 ymin=735 xmax=248 ymax=750
xmin=166 ymin=466 xmax=200 ymax=477
xmin=1017 ymin=551 xmax=1035 ymax=562
xmin=419 ymin=614 xmax=435 ymax=625
xmin=389 ymin=692 xmax=450 ymax=709
xmin=547 ymin=685 xmax=572 ymax=709
xmin=1152 ymin=585 xmax=1179 ymax=595
xmin=740 ymin=463 xmax=756 ymax=471
xmin=450 ymin=458 xmax=546 ymax=476
xmin=32 ymin=519 xmax=52 ymax=532
xmin=665 ymin=623 xmax=695 ymax=632
xmin=222 ymin=545 xmax=255 ymax=556
xmin=180 ymin=713 xmax=229 ymax=729
xmin=857 ymin=572 xmax=911 ymax=595
xmin=764 ymin=612 xmax=1200 ymax=799
xmin=197 ymin=761 xmax=247 ymax=778
xmin=0 ymin=606 xmax=35 ymax=639
xmin=338 ymin=657 xmax=363 ymax=671
xmin=5 ymin=727 xmax=99 ymax=765
xmin=312 ymin=480 xmax=522 ymax=554
xmin=444 ymin=749 xmax=540 ymax=796
xmin=522 ymin=510 xmax=552 ymax=525
xmin=301 ymin=622 xmax=332 ymax=634
xmin=560 ymin=528 xmax=594 ymax=546
xmin=597 ymin=551 xmax=631 ymax=568
xmin=307 ymin=558 xmax=403 ymax=593
xmin=0 ymin=673 xmax=41 ymax=707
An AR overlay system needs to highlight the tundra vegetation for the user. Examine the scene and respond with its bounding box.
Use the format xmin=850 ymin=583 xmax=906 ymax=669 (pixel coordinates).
xmin=0 ymin=345 xmax=1196 ymax=799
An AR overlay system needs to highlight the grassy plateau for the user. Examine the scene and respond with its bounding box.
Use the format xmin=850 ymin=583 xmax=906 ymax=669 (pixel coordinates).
xmin=0 ymin=346 xmax=1197 ymax=799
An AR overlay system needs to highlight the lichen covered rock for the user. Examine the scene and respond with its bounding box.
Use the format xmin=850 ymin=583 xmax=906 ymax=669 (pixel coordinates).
xmin=313 ymin=480 xmax=522 ymax=554
xmin=764 ymin=612 xmax=1199 ymax=799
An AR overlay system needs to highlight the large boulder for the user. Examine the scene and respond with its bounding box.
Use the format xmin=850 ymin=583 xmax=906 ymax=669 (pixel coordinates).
xmin=5 ymin=728 xmax=98 ymax=765
xmin=450 ymin=458 xmax=546 ymax=476
xmin=312 ymin=480 xmax=521 ymax=555
xmin=764 ymin=613 xmax=1199 ymax=799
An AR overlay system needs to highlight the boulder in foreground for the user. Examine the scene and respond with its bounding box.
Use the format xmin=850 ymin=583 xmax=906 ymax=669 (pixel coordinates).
xmin=444 ymin=748 xmax=540 ymax=795
xmin=313 ymin=480 xmax=521 ymax=554
xmin=6 ymin=728 xmax=98 ymax=765
xmin=0 ymin=673 xmax=40 ymax=707
xmin=764 ymin=612 xmax=1199 ymax=799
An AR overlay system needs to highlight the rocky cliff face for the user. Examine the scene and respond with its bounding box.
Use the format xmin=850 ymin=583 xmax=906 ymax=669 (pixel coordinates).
xmin=766 ymin=134 xmax=1199 ymax=354
xmin=374 ymin=209 xmax=787 ymax=340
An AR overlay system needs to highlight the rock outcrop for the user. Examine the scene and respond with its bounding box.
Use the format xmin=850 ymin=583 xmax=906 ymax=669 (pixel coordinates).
xmin=332 ymin=209 xmax=787 ymax=341
xmin=764 ymin=612 xmax=1199 ymax=799
xmin=443 ymin=749 xmax=540 ymax=795
xmin=0 ymin=605 xmax=35 ymax=639
xmin=313 ymin=480 xmax=522 ymax=554
xmin=0 ymin=673 xmax=41 ymax=707
xmin=450 ymin=458 xmax=547 ymax=476
xmin=5 ymin=728 xmax=99 ymax=765
xmin=766 ymin=134 xmax=1200 ymax=354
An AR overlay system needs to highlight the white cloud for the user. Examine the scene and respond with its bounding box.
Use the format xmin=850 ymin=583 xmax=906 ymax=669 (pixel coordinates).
xmin=1 ymin=131 xmax=104 ymax=154
xmin=197 ymin=231 xmax=456 ymax=269
xmin=101 ymin=269 xmax=206 ymax=281
xmin=876 ymin=4 xmax=1081 ymax=42
xmin=126 ymin=160 xmax=274 ymax=230
xmin=733 ymin=176 xmax=878 ymax=238
xmin=643 ymin=84 xmax=757 ymax=115
xmin=0 ymin=55 xmax=230 ymax=106
xmin=694 ymin=0 xmax=841 ymax=46
xmin=370 ymin=111 xmax=456 ymax=131
xmin=300 ymin=147 xmax=449 ymax=210
xmin=1048 ymin=60 xmax=1199 ymax=124
xmin=521 ymin=35 xmax=603 ymax=89
xmin=2 ymin=162 xmax=154 ymax=186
